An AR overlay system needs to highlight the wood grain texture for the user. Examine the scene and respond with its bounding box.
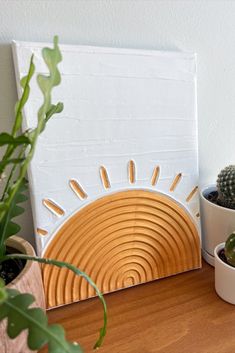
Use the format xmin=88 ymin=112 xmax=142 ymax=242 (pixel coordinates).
xmin=43 ymin=190 xmax=201 ymax=308
xmin=40 ymin=262 xmax=235 ymax=353
xmin=0 ymin=236 xmax=45 ymax=353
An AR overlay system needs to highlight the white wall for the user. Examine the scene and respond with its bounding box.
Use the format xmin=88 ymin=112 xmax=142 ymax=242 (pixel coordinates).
xmin=0 ymin=0 xmax=235 ymax=245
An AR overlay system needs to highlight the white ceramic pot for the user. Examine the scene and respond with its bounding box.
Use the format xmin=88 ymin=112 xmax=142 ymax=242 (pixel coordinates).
xmin=200 ymin=185 xmax=235 ymax=266
xmin=214 ymin=242 xmax=235 ymax=305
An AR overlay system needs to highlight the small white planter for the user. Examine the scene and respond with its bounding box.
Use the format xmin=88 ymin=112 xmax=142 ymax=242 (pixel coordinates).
xmin=200 ymin=185 xmax=235 ymax=266
xmin=214 ymin=242 xmax=235 ymax=305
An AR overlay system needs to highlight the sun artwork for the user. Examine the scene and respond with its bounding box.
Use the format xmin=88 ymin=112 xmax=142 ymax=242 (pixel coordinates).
xmin=13 ymin=41 xmax=201 ymax=308
xmin=41 ymin=163 xmax=200 ymax=308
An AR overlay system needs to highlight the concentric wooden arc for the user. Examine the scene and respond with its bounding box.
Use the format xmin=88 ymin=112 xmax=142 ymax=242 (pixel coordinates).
xmin=43 ymin=190 xmax=201 ymax=308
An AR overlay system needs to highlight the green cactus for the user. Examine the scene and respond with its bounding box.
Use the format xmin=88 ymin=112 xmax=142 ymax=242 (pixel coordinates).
xmin=217 ymin=165 xmax=235 ymax=209
xmin=225 ymin=232 xmax=235 ymax=267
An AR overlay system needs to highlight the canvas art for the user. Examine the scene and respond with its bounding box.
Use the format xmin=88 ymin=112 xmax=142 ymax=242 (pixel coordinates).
xmin=12 ymin=41 xmax=201 ymax=309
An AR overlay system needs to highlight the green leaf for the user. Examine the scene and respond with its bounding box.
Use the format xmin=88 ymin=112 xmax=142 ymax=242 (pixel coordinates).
xmin=11 ymin=205 xmax=25 ymax=218
xmin=38 ymin=102 xmax=64 ymax=133
xmin=45 ymin=102 xmax=64 ymax=123
xmin=0 ymin=179 xmax=28 ymax=255
xmin=0 ymin=133 xmax=30 ymax=147
xmin=0 ymin=280 xmax=7 ymax=304
xmin=13 ymin=55 xmax=35 ymax=135
xmin=15 ymin=192 xmax=28 ymax=204
xmin=14 ymin=135 xmax=31 ymax=145
xmin=26 ymin=308 xmax=48 ymax=349
xmin=0 ymin=55 xmax=35 ymax=180
xmin=15 ymin=84 xmax=29 ymax=113
xmin=20 ymin=57 xmax=35 ymax=89
xmin=0 ymin=133 xmax=14 ymax=146
xmin=0 ymin=289 xmax=82 ymax=353
xmin=37 ymin=36 xmax=63 ymax=123
xmin=0 ymin=254 xmax=107 ymax=350
xmin=0 ymin=203 xmax=7 ymax=212
xmin=0 ymin=158 xmax=25 ymax=173
xmin=5 ymin=221 xmax=21 ymax=237
xmin=0 ymin=289 xmax=7 ymax=304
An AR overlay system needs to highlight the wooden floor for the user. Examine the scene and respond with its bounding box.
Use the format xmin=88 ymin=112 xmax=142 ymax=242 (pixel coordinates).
xmin=40 ymin=261 xmax=235 ymax=353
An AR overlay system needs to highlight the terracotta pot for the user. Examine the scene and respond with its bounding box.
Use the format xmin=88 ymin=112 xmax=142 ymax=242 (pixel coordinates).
xmin=0 ymin=236 xmax=45 ymax=353
xmin=200 ymin=185 xmax=235 ymax=266
xmin=214 ymin=242 xmax=235 ymax=305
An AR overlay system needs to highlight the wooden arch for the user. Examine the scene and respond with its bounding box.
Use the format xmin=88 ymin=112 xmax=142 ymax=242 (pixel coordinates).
xmin=43 ymin=190 xmax=201 ymax=308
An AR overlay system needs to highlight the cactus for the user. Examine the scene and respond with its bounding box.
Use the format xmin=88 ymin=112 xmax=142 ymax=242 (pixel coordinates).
xmin=217 ymin=165 xmax=235 ymax=209
xmin=225 ymin=232 xmax=235 ymax=267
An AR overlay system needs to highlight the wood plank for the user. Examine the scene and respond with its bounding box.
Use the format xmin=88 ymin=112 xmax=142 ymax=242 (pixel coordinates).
xmin=40 ymin=261 xmax=235 ymax=353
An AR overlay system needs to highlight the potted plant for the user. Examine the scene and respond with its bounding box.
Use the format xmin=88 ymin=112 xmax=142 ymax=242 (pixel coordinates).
xmin=200 ymin=165 xmax=235 ymax=266
xmin=214 ymin=232 xmax=235 ymax=304
xmin=0 ymin=37 xmax=106 ymax=353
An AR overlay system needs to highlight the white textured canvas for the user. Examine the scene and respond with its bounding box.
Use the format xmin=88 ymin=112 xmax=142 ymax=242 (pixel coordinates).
xmin=12 ymin=41 xmax=199 ymax=257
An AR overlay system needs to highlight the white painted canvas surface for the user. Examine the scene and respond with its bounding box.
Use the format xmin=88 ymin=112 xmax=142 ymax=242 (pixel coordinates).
xmin=12 ymin=41 xmax=199 ymax=256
